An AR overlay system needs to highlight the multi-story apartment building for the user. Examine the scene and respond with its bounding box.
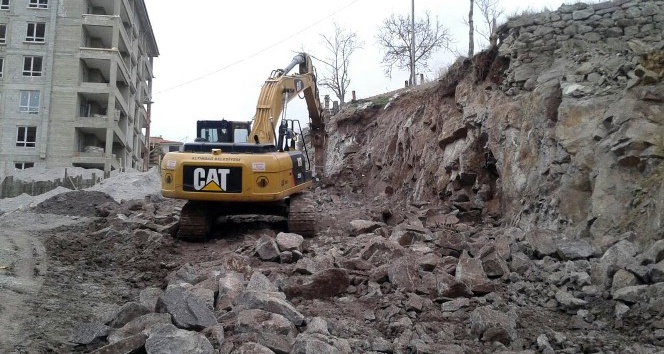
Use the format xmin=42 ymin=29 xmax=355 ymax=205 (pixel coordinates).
xmin=0 ymin=0 xmax=158 ymax=176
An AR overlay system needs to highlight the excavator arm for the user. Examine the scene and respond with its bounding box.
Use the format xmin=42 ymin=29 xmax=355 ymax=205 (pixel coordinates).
xmin=249 ymin=53 xmax=327 ymax=173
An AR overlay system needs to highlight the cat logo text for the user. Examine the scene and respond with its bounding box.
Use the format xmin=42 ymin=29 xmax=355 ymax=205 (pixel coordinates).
xmin=193 ymin=168 xmax=230 ymax=191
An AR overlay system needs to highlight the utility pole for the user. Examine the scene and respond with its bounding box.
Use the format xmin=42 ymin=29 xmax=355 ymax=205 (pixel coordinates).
xmin=410 ymin=0 xmax=415 ymax=86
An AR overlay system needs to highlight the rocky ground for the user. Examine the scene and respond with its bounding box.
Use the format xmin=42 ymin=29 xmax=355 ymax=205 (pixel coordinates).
xmin=0 ymin=167 xmax=662 ymax=354
xmin=1 ymin=1 xmax=662 ymax=351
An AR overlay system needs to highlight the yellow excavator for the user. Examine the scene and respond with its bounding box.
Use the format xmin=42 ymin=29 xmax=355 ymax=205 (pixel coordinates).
xmin=160 ymin=52 xmax=327 ymax=239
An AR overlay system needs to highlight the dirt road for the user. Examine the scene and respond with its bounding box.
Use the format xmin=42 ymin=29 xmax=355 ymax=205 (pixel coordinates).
xmin=0 ymin=212 xmax=88 ymax=352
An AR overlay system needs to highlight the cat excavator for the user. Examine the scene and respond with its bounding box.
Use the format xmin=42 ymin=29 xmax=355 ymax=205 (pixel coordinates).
xmin=160 ymin=52 xmax=327 ymax=240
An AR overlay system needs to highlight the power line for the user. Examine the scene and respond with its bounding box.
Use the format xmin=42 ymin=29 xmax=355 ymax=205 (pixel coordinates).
xmin=155 ymin=0 xmax=361 ymax=95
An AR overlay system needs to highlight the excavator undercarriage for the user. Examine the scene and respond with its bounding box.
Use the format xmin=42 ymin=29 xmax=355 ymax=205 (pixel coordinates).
xmin=177 ymin=192 xmax=316 ymax=241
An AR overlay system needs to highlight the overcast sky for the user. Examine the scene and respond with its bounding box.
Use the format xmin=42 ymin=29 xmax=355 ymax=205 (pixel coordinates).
xmin=143 ymin=0 xmax=573 ymax=142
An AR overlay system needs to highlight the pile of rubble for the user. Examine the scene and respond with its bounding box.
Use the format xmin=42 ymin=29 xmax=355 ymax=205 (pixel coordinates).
xmin=47 ymin=190 xmax=664 ymax=354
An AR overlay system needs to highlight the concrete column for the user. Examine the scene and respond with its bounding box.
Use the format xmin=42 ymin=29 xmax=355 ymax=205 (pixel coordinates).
xmin=39 ymin=0 xmax=60 ymax=161
xmin=104 ymin=126 xmax=113 ymax=173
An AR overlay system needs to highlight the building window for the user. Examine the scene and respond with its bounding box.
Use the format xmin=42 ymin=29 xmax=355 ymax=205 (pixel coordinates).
xmin=0 ymin=57 xmax=3 ymax=78
xmin=15 ymin=162 xmax=34 ymax=170
xmin=19 ymin=90 xmax=40 ymax=113
xmin=23 ymin=56 xmax=42 ymax=76
xmin=0 ymin=0 xmax=9 ymax=11
xmin=26 ymin=23 xmax=45 ymax=42
xmin=28 ymin=0 xmax=47 ymax=9
xmin=0 ymin=24 xmax=6 ymax=44
xmin=16 ymin=126 xmax=37 ymax=148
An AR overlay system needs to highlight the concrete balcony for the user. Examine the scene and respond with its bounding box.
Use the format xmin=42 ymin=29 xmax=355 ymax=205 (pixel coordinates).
xmin=72 ymin=153 xmax=106 ymax=170
xmin=79 ymin=48 xmax=130 ymax=86
xmin=86 ymin=0 xmax=114 ymax=16
xmin=75 ymin=115 xmax=108 ymax=129
xmin=82 ymin=14 xmax=117 ymax=29
xmin=79 ymin=82 xmax=110 ymax=94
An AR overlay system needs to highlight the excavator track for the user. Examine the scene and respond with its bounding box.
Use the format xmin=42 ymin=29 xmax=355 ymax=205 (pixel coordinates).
xmin=178 ymin=201 xmax=211 ymax=241
xmin=288 ymin=192 xmax=317 ymax=237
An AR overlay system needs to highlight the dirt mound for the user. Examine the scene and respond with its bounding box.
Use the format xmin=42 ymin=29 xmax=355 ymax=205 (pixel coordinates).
xmin=32 ymin=190 xmax=118 ymax=217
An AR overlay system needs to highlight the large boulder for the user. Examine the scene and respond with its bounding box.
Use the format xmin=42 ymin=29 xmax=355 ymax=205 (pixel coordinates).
xmin=156 ymin=284 xmax=217 ymax=330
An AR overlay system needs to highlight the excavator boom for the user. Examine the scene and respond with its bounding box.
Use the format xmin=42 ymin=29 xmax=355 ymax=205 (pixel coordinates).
xmin=249 ymin=53 xmax=324 ymax=148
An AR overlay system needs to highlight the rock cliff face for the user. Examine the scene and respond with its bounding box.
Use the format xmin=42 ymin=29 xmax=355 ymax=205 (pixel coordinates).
xmin=325 ymin=0 xmax=664 ymax=251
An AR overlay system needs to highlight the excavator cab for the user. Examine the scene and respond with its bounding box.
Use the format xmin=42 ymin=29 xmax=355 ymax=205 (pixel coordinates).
xmin=194 ymin=120 xmax=251 ymax=143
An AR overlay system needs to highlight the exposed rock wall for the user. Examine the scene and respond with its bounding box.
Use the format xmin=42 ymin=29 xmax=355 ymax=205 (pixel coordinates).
xmin=324 ymin=0 xmax=664 ymax=251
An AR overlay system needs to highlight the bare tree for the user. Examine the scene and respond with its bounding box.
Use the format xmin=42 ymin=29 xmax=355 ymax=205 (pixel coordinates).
xmin=315 ymin=23 xmax=362 ymax=106
xmin=462 ymin=0 xmax=503 ymax=51
xmin=376 ymin=11 xmax=453 ymax=81
xmin=468 ymin=0 xmax=475 ymax=57
xmin=475 ymin=0 xmax=504 ymax=48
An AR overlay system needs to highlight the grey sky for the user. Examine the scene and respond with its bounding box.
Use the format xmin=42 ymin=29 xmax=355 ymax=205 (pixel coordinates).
xmin=144 ymin=0 xmax=571 ymax=142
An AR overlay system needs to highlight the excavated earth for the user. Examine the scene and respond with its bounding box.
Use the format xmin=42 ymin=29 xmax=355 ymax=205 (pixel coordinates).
xmin=1 ymin=1 xmax=663 ymax=353
xmin=4 ymin=183 xmax=664 ymax=354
